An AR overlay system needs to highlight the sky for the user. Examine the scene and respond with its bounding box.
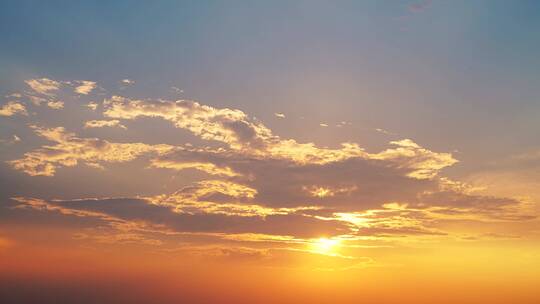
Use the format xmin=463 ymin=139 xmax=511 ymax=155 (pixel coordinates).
xmin=1 ymin=1 xmax=539 ymax=303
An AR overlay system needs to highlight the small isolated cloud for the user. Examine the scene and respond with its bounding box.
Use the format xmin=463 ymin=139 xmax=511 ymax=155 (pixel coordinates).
xmin=25 ymin=78 xmax=61 ymax=95
xmin=375 ymin=128 xmax=395 ymax=135
xmin=275 ymin=113 xmax=285 ymax=118
xmin=0 ymin=101 xmax=28 ymax=116
xmin=85 ymin=119 xmax=127 ymax=130
xmin=74 ymin=80 xmax=97 ymax=95
xmin=319 ymin=123 xmax=328 ymax=127
xmin=47 ymin=100 xmax=64 ymax=110
xmin=86 ymin=102 xmax=99 ymax=110
xmin=121 ymin=79 xmax=135 ymax=85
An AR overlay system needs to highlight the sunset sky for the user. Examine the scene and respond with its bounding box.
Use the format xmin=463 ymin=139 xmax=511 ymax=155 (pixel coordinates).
xmin=1 ymin=1 xmax=540 ymax=303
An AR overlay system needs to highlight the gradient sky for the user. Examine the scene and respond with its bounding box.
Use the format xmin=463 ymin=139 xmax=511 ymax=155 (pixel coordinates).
xmin=1 ymin=1 xmax=539 ymax=303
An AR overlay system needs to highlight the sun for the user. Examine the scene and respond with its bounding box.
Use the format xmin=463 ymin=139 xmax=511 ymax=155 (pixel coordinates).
xmin=311 ymin=237 xmax=341 ymax=254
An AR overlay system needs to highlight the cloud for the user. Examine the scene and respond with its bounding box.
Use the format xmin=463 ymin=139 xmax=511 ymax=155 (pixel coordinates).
xmin=319 ymin=123 xmax=328 ymax=127
xmin=86 ymin=102 xmax=99 ymax=110
xmin=27 ymin=95 xmax=48 ymax=106
xmin=22 ymin=92 xmax=63 ymax=109
xmin=104 ymin=96 xmax=273 ymax=151
xmin=150 ymin=160 xmax=239 ymax=177
xmin=8 ymin=126 xmax=172 ymax=176
xmin=84 ymin=119 xmax=126 ymax=129
xmin=11 ymin=196 xmax=349 ymax=239
xmin=303 ymin=185 xmax=358 ymax=198
xmin=4 ymin=82 xmax=535 ymax=251
xmin=121 ymin=79 xmax=135 ymax=85
xmin=148 ymin=138 xmax=456 ymax=211
xmin=0 ymin=101 xmax=27 ymax=116
xmin=149 ymin=141 xmax=527 ymax=227
xmin=336 ymin=121 xmax=351 ymax=128
xmin=104 ymin=96 xmax=455 ymax=169
xmin=9 ymin=169 xmax=533 ymax=246
xmin=10 ymin=96 xmax=458 ymax=212
xmin=275 ymin=113 xmax=285 ymax=118
xmin=46 ymin=100 xmax=64 ymax=109
xmin=148 ymin=180 xmax=296 ymax=217
xmin=371 ymin=139 xmax=457 ymax=179
xmin=25 ymin=78 xmax=61 ymax=95
xmin=375 ymin=128 xmax=394 ymax=135
xmin=25 ymin=78 xmax=97 ymax=100
xmin=204 ymin=155 xmax=436 ymax=209
xmin=5 ymin=93 xmax=22 ymax=98
xmin=74 ymin=80 xmax=97 ymax=95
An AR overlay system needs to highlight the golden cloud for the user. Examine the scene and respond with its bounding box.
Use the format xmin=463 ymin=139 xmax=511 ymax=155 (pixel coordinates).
xmin=25 ymin=78 xmax=61 ymax=95
xmin=0 ymin=101 xmax=27 ymax=116
xmin=46 ymin=100 xmax=64 ymax=109
xmin=74 ymin=80 xmax=97 ymax=95
xmin=8 ymin=126 xmax=172 ymax=176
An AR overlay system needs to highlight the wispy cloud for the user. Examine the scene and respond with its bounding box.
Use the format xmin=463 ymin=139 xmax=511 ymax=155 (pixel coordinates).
xmin=375 ymin=128 xmax=394 ymax=135
xmin=84 ymin=119 xmax=126 ymax=129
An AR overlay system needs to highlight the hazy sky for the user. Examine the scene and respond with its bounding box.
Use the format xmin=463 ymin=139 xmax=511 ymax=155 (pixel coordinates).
xmin=1 ymin=1 xmax=539 ymax=303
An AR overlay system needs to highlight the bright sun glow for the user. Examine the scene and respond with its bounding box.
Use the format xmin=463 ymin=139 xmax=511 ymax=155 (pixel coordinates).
xmin=311 ymin=237 xmax=341 ymax=254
